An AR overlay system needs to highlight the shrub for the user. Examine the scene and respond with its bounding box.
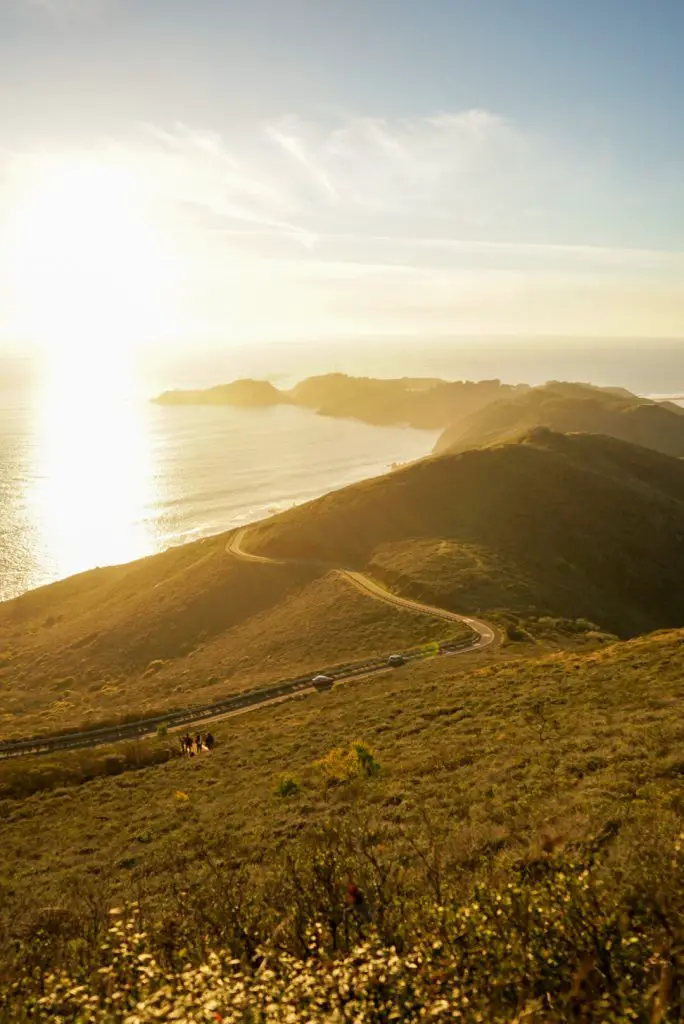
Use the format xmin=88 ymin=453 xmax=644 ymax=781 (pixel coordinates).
xmin=156 ymin=722 xmax=168 ymax=738
xmin=506 ymin=622 xmax=532 ymax=643
xmin=314 ymin=742 xmax=382 ymax=784
xmin=353 ymin=742 xmax=381 ymax=777
xmin=275 ymin=774 xmax=300 ymax=798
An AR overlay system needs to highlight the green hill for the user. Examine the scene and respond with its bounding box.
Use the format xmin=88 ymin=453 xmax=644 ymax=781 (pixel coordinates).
xmin=247 ymin=428 xmax=684 ymax=636
xmin=434 ymin=381 xmax=684 ymax=456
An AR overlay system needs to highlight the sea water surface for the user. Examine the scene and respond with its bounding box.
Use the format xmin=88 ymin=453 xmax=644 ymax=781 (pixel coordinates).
xmin=0 ymin=356 xmax=438 ymax=602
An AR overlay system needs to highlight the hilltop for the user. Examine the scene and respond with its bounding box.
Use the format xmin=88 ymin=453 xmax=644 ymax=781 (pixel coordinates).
xmin=154 ymin=372 xmax=524 ymax=428
xmin=435 ymin=380 xmax=684 ymax=456
xmin=246 ymin=428 xmax=684 ymax=636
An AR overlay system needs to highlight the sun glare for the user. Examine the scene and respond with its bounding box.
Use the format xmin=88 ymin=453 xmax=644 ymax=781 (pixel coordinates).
xmin=10 ymin=158 xmax=172 ymax=356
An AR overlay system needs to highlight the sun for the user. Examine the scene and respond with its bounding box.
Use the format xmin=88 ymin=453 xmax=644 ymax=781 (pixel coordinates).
xmin=9 ymin=158 xmax=172 ymax=356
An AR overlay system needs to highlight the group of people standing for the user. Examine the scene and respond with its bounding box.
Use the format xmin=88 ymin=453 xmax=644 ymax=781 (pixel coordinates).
xmin=180 ymin=731 xmax=214 ymax=756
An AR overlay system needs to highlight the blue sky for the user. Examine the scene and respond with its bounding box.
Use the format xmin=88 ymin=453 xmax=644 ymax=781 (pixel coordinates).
xmin=1 ymin=0 xmax=683 ymax=346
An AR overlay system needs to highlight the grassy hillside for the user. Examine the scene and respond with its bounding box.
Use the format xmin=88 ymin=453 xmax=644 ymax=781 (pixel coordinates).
xmin=435 ymin=380 xmax=684 ymax=456
xmin=247 ymin=429 xmax=684 ymax=636
xmin=287 ymin=373 xmax=524 ymax=428
xmin=3 ymin=623 xmax=684 ymax=1019
xmin=0 ymin=533 xmax=462 ymax=740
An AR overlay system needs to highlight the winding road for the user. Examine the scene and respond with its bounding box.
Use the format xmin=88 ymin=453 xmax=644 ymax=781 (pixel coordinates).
xmin=0 ymin=529 xmax=497 ymax=760
xmin=226 ymin=528 xmax=497 ymax=648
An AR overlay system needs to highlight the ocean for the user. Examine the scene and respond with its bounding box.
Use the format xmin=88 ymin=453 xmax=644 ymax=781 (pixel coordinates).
xmin=1 ymin=337 xmax=682 ymax=602
xmin=0 ymin=352 xmax=439 ymax=602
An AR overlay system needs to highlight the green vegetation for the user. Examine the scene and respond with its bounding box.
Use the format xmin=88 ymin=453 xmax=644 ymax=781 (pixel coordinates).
xmin=3 ymin=623 xmax=684 ymax=1019
xmin=248 ymin=429 xmax=684 ymax=636
xmin=0 ymin=536 xmax=462 ymax=739
xmin=10 ymin=851 xmax=684 ymax=1022
xmin=435 ymin=379 xmax=684 ymax=457
xmin=0 ymin=735 xmax=178 ymax=800
xmin=274 ymin=773 xmax=300 ymax=797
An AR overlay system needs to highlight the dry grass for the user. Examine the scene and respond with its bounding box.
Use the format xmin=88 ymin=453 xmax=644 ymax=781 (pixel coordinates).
xmin=2 ymin=624 xmax=683 ymax=937
xmin=0 ymin=533 xmax=462 ymax=739
xmin=247 ymin=430 xmax=684 ymax=636
xmin=3 ymin=623 xmax=684 ymax=1019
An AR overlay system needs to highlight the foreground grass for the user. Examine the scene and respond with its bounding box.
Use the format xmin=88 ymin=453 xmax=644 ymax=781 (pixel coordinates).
xmin=2 ymin=627 xmax=684 ymax=1018
xmin=8 ymin=841 xmax=684 ymax=1022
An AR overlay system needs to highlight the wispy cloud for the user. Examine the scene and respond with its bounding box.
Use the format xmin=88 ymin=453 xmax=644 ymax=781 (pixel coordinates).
xmin=3 ymin=110 xmax=683 ymax=341
xmin=116 ymin=112 xmax=684 ymax=269
xmin=117 ymin=110 xmax=531 ymax=250
xmin=21 ymin=0 xmax=107 ymax=19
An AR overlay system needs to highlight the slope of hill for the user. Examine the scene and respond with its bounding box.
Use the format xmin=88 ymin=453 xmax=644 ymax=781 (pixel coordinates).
xmin=246 ymin=428 xmax=684 ymax=636
xmin=4 ymin=617 xmax=684 ymax=1019
xmin=0 ymin=534 xmax=461 ymax=740
xmin=434 ymin=381 xmax=684 ymax=456
xmin=153 ymin=373 xmax=526 ymax=428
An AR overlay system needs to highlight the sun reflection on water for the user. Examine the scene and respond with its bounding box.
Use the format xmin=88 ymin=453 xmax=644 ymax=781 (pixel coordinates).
xmin=28 ymin=351 xmax=157 ymax=582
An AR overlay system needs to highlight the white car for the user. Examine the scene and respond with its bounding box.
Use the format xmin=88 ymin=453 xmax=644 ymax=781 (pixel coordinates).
xmin=387 ymin=654 xmax=405 ymax=667
xmin=312 ymin=674 xmax=334 ymax=691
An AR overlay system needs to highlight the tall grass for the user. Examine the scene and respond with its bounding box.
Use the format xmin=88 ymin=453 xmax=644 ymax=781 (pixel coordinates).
xmin=3 ymin=817 xmax=684 ymax=1022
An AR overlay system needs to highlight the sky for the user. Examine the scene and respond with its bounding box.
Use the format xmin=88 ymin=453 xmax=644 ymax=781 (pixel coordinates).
xmin=0 ymin=0 xmax=683 ymax=352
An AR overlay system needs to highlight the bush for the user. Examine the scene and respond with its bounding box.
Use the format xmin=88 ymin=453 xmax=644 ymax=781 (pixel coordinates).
xmin=275 ymin=774 xmax=300 ymax=798
xmin=353 ymin=742 xmax=381 ymax=777
xmin=506 ymin=622 xmax=532 ymax=643
xmin=156 ymin=722 xmax=168 ymax=738
xmin=313 ymin=742 xmax=382 ymax=784
xmin=0 ymin=738 xmax=178 ymax=801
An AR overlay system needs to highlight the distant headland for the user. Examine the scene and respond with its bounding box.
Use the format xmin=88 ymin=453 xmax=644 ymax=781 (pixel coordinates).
xmin=153 ymin=373 xmax=684 ymax=458
xmin=153 ymin=372 xmax=526 ymax=430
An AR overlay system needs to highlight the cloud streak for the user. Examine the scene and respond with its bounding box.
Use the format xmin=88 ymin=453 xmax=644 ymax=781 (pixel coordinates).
xmin=2 ymin=109 xmax=683 ymax=342
xmin=22 ymin=0 xmax=108 ymax=14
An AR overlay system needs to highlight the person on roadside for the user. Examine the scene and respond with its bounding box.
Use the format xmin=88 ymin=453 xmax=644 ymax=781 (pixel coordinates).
xmin=205 ymin=732 xmax=215 ymax=751
xmin=195 ymin=733 xmax=203 ymax=754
